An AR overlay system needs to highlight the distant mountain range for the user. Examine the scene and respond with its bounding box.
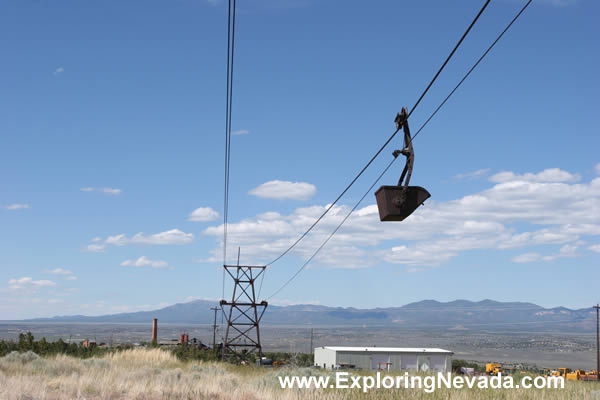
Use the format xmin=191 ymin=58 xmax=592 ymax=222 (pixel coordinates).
xmin=25 ymin=299 xmax=597 ymax=332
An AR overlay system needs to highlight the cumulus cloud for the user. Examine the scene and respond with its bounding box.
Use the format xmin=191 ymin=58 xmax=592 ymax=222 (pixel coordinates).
xmin=232 ymin=129 xmax=249 ymax=135
xmin=204 ymin=167 xmax=600 ymax=268
xmin=543 ymin=244 xmax=578 ymax=261
xmin=83 ymin=244 xmax=106 ymax=253
xmin=54 ymin=67 xmax=64 ymax=75
xmin=3 ymin=204 xmax=31 ymax=210
xmin=120 ymin=256 xmax=170 ymax=269
xmin=512 ymin=252 xmax=541 ymax=263
xmin=537 ymin=0 xmax=579 ymax=7
xmin=514 ymin=244 xmax=579 ymax=263
xmin=80 ymin=187 xmax=121 ymax=195
xmin=454 ymin=168 xmax=490 ymax=180
xmin=84 ymin=229 xmax=194 ymax=252
xmin=489 ymin=168 xmax=580 ymax=183
xmin=46 ymin=268 xmax=72 ymax=275
xmin=589 ymin=244 xmax=600 ymax=253
xmin=188 ymin=207 xmax=220 ymax=222
xmin=106 ymin=229 xmax=193 ymax=245
xmin=8 ymin=277 xmax=56 ymax=290
xmin=45 ymin=268 xmax=77 ymax=280
xmin=249 ymin=180 xmax=317 ymax=201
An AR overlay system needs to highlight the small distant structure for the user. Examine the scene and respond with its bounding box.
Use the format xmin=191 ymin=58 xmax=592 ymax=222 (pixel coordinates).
xmin=81 ymin=338 xmax=97 ymax=348
xmin=179 ymin=333 xmax=189 ymax=345
xmin=177 ymin=334 xmax=209 ymax=348
xmin=314 ymin=346 xmax=453 ymax=372
xmin=152 ymin=318 xmax=158 ymax=345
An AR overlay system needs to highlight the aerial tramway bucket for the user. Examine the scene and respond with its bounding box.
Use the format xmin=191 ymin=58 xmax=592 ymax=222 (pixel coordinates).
xmin=375 ymin=108 xmax=431 ymax=222
xmin=375 ymin=185 xmax=430 ymax=221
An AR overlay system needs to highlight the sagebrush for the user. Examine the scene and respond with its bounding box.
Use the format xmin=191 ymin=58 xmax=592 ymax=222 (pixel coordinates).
xmin=0 ymin=348 xmax=598 ymax=400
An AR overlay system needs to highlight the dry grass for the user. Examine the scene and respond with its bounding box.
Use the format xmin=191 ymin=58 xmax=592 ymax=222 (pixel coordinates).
xmin=0 ymin=348 xmax=598 ymax=399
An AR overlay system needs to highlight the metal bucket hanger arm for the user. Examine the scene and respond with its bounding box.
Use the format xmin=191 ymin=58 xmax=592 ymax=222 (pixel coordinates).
xmin=393 ymin=107 xmax=414 ymax=188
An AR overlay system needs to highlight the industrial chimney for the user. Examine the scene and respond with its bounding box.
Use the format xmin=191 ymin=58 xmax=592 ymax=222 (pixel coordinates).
xmin=152 ymin=318 xmax=158 ymax=345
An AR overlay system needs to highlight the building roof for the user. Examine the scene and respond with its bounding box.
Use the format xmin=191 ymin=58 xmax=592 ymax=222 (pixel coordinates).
xmin=319 ymin=346 xmax=453 ymax=354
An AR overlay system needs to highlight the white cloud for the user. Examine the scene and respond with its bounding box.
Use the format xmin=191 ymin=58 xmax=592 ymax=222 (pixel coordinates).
xmin=188 ymin=207 xmax=220 ymax=222
xmin=108 ymin=229 xmax=193 ymax=245
xmin=83 ymin=243 xmax=106 ymax=253
xmin=204 ymin=166 xmax=600 ymax=268
xmin=232 ymin=129 xmax=249 ymax=135
xmin=3 ymin=204 xmax=31 ymax=210
xmin=54 ymin=67 xmax=64 ymax=75
xmin=513 ymin=244 xmax=579 ymax=264
xmin=541 ymin=244 xmax=578 ymax=261
xmin=85 ymin=229 xmax=194 ymax=252
xmin=595 ymin=163 xmax=600 ymax=176
xmin=249 ymin=180 xmax=317 ymax=201
xmin=589 ymin=244 xmax=600 ymax=253
xmin=512 ymin=252 xmax=541 ymax=263
xmin=46 ymin=268 xmax=72 ymax=275
xmin=120 ymin=256 xmax=170 ymax=269
xmin=489 ymin=168 xmax=580 ymax=183
xmin=8 ymin=277 xmax=56 ymax=290
xmin=80 ymin=187 xmax=121 ymax=195
xmin=454 ymin=168 xmax=490 ymax=180
xmin=537 ymin=0 xmax=579 ymax=7
xmin=45 ymin=268 xmax=77 ymax=281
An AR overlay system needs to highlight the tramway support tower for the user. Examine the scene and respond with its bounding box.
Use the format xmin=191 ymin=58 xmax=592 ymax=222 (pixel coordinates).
xmin=220 ymin=265 xmax=268 ymax=361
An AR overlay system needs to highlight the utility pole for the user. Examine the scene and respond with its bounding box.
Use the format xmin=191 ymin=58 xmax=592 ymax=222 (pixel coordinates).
xmin=594 ymin=304 xmax=599 ymax=374
xmin=210 ymin=306 xmax=219 ymax=351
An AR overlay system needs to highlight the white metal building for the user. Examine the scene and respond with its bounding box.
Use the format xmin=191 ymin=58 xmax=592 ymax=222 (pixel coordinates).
xmin=314 ymin=346 xmax=453 ymax=372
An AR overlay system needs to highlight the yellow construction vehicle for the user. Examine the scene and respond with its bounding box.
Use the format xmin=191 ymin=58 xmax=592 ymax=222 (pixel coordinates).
xmin=580 ymin=370 xmax=599 ymax=381
xmin=550 ymin=368 xmax=570 ymax=377
xmin=566 ymin=369 xmax=585 ymax=381
xmin=486 ymin=363 xmax=502 ymax=375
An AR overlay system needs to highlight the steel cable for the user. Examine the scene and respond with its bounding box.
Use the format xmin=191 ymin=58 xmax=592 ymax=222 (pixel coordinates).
xmin=265 ymin=0 xmax=491 ymax=268
xmin=266 ymin=0 xmax=533 ymax=299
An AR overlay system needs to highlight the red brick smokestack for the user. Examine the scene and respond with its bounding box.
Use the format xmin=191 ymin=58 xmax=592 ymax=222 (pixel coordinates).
xmin=152 ymin=318 xmax=158 ymax=344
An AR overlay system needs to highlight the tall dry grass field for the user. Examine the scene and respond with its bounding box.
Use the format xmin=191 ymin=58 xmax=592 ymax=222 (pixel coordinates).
xmin=0 ymin=348 xmax=598 ymax=399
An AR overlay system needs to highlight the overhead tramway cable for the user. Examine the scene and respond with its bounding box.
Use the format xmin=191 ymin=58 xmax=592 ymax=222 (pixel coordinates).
xmin=266 ymin=0 xmax=533 ymax=298
xmin=264 ymin=0 xmax=491 ymax=267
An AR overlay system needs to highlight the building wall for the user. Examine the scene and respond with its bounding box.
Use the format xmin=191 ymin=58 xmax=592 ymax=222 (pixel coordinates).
xmin=314 ymin=347 xmax=337 ymax=369
xmin=336 ymin=351 xmax=372 ymax=370
xmin=316 ymin=349 xmax=452 ymax=373
xmin=402 ymin=354 xmax=418 ymax=370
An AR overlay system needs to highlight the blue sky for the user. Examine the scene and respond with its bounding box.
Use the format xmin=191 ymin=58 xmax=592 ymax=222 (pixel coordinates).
xmin=1 ymin=0 xmax=598 ymax=319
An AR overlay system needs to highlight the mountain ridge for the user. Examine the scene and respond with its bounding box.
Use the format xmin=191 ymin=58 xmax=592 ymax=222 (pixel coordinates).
xmin=20 ymin=299 xmax=597 ymax=332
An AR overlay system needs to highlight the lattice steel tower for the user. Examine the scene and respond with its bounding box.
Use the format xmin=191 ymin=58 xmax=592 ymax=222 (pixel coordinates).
xmin=220 ymin=265 xmax=268 ymax=361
